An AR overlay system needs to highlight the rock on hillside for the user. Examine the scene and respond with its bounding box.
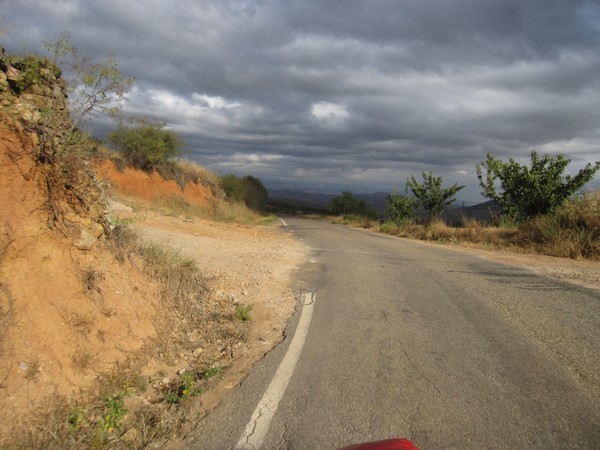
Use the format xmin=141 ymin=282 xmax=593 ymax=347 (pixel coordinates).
xmin=0 ymin=49 xmax=108 ymax=243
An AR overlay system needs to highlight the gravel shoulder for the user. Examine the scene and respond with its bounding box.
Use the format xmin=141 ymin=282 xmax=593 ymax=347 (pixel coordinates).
xmin=432 ymin=241 xmax=600 ymax=292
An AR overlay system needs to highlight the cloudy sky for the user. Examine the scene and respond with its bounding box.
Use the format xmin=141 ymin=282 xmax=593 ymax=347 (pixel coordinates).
xmin=3 ymin=0 xmax=600 ymax=201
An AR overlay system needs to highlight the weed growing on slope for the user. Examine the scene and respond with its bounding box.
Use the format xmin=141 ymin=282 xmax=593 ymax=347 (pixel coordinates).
xmin=163 ymin=371 xmax=201 ymax=404
xmin=202 ymin=366 xmax=224 ymax=379
xmin=101 ymin=391 xmax=128 ymax=431
xmin=234 ymin=304 xmax=253 ymax=322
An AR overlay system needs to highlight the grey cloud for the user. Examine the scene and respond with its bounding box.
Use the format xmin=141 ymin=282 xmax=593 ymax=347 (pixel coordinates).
xmin=2 ymin=0 xmax=600 ymax=201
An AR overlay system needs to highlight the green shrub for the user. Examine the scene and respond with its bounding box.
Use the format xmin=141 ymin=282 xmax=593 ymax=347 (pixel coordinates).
xmin=242 ymin=175 xmax=268 ymax=212
xmin=220 ymin=174 xmax=269 ymax=212
xmin=329 ymin=191 xmax=377 ymax=219
xmin=477 ymin=151 xmax=600 ymax=221
xmin=202 ymin=366 xmax=224 ymax=379
xmin=220 ymin=174 xmax=245 ymax=202
xmin=164 ymin=371 xmax=201 ymax=404
xmin=386 ymin=189 xmax=416 ymax=224
xmin=108 ymin=118 xmax=183 ymax=170
xmin=379 ymin=220 xmax=400 ymax=234
xmin=406 ymin=171 xmax=464 ymax=219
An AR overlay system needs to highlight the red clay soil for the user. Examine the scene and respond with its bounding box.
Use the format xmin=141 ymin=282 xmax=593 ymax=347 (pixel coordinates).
xmin=96 ymin=159 xmax=213 ymax=207
xmin=0 ymin=123 xmax=160 ymax=434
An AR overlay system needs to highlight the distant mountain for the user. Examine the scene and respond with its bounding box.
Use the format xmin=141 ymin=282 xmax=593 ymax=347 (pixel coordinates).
xmin=267 ymin=189 xmax=390 ymax=215
xmin=268 ymin=188 xmax=501 ymax=223
xmin=267 ymin=190 xmax=334 ymax=214
xmin=268 ymin=190 xmax=336 ymax=206
xmin=354 ymin=192 xmax=389 ymax=214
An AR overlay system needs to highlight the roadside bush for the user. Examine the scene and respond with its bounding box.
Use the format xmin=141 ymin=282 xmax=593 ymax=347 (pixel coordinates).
xmin=386 ymin=189 xmax=416 ymax=225
xmin=220 ymin=174 xmax=269 ymax=213
xmin=379 ymin=221 xmax=399 ymax=234
xmin=234 ymin=304 xmax=253 ymax=322
xmin=374 ymin=190 xmax=599 ymax=259
xmin=477 ymin=151 xmax=600 ymax=221
xmin=423 ymin=219 xmax=456 ymax=242
xmin=522 ymin=191 xmax=600 ymax=259
xmin=242 ymin=175 xmax=268 ymax=212
xmin=220 ymin=174 xmax=245 ymax=202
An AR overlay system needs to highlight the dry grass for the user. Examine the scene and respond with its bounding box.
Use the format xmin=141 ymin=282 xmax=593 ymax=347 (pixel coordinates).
xmin=67 ymin=312 xmax=96 ymax=336
xmin=0 ymin=284 xmax=14 ymax=369
xmin=521 ymin=191 xmax=600 ymax=259
xmin=71 ymin=351 xmax=94 ymax=373
xmin=377 ymin=191 xmax=600 ymax=260
xmin=0 ymin=229 xmax=13 ymax=263
xmin=329 ymin=214 xmax=379 ymax=230
xmin=171 ymin=158 xmax=222 ymax=191
xmin=151 ymin=194 xmax=275 ymax=226
xmin=204 ymin=198 xmax=276 ymax=225
xmin=151 ymin=193 xmax=197 ymax=218
xmin=154 ymin=159 xmax=218 ymax=193
xmin=81 ymin=267 xmax=104 ymax=294
xmin=24 ymin=361 xmax=41 ymax=381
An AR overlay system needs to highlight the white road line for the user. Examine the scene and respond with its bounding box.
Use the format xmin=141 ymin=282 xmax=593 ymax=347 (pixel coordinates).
xmin=236 ymin=292 xmax=316 ymax=449
xmin=278 ymin=217 xmax=288 ymax=226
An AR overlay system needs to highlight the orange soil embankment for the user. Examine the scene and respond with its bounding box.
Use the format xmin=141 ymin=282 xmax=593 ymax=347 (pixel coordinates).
xmin=96 ymin=160 xmax=214 ymax=207
xmin=0 ymin=125 xmax=160 ymax=431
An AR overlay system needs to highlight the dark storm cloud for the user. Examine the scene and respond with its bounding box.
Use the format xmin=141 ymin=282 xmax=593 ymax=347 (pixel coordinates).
xmin=2 ymin=0 xmax=600 ymax=199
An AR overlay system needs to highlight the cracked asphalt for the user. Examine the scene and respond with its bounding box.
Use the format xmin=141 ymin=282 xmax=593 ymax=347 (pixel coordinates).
xmin=184 ymin=217 xmax=600 ymax=449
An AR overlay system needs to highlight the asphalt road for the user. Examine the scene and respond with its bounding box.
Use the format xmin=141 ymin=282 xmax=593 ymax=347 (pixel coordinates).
xmin=184 ymin=217 xmax=600 ymax=449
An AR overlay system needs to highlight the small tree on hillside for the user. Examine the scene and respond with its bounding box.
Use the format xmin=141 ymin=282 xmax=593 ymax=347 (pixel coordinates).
xmin=220 ymin=174 xmax=245 ymax=202
xmin=220 ymin=174 xmax=269 ymax=212
xmin=1 ymin=32 xmax=133 ymax=233
xmin=242 ymin=175 xmax=268 ymax=212
xmin=4 ymin=31 xmax=133 ymax=161
xmin=476 ymin=151 xmax=600 ymax=220
xmin=47 ymin=32 xmax=133 ymax=129
xmin=386 ymin=188 xmax=416 ymax=225
xmin=330 ymin=191 xmax=377 ymax=219
xmin=108 ymin=118 xmax=183 ymax=170
xmin=407 ymin=171 xmax=465 ymax=220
